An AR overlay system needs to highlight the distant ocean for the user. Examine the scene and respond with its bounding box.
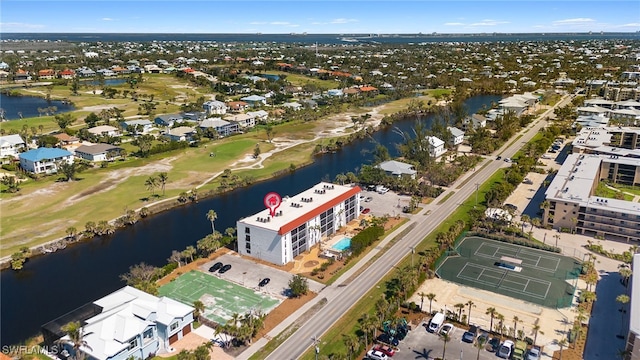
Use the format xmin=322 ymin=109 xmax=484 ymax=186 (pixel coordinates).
xmin=2 ymin=32 xmax=639 ymax=44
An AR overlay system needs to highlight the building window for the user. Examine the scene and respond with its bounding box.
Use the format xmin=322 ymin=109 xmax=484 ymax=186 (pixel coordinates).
xmin=128 ymin=337 xmax=138 ymax=351
xmin=143 ymin=328 xmax=154 ymax=344
xmin=170 ymin=321 xmax=179 ymax=332
xmin=245 ymin=234 xmax=251 ymax=241
xmin=245 ymin=227 xmax=250 ymax=234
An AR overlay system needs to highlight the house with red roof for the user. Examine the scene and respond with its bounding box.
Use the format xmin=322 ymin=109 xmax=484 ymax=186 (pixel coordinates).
xmin=14 ymin=69 xmax=31 ymax=82
xmin=38 ymin=69 xmax=55 ymax=79
xmin=58 ymin=69 xmax=76 ymax=79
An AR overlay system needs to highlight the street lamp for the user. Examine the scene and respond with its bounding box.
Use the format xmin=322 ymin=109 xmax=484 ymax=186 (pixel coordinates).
xmin=410 ymin=246 xmax=415 ymax=267
xmin=311 ymin=336 xmax=320 ymax=360
xmin=474 ymin=183 xmax=480 ymax=207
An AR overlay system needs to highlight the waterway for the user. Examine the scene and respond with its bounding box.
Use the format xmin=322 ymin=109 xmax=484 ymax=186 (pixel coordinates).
xmin=0 ymin=94 xmax=501 ymax=345
xmin=0 ymin=93 xmax=75 ymax=120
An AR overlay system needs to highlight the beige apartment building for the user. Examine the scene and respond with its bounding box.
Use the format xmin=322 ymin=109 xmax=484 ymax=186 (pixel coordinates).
xmin=544 ymin=153 xmax=640 ymax=242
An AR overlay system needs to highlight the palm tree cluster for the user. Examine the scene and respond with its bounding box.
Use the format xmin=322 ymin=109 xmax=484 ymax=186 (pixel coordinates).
xmin=216 ymin=310 xmax=266 ymax=346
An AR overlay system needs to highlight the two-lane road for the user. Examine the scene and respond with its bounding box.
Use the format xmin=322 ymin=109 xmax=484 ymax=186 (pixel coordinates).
xmin=265 ymin=95 xmax=571 ymax=360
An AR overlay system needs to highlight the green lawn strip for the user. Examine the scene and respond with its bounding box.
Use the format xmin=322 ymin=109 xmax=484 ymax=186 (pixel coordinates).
xmin=501 ymin=134 xmax=524 ymax=155
xmin=456 ymin=160 xmax=492 ymax=189
xmin=436 ymin=191 xmax=455 ymax=205
xmin=602 ymin=183 xmax=640 ymax=197
xmin=298 ymin=171 xmax=502 ymax=359
xmin=594 ymin=182 xmax=634 ymax=201
xmin=264 ymin=72 xmax=337 ymax=90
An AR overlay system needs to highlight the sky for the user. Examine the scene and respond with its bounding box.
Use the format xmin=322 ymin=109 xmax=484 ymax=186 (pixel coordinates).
xmin=1 ymin=1 xmax=639 ymax=34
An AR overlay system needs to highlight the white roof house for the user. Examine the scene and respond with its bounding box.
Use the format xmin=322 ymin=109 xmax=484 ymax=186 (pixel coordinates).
xmin=88 ymin=125 xmax=120 ymax=137
xmin=203 ymin=100 xmax=227 ymax=115
xmin=377 ymin=160 xmax=417 ymax=179
xmin=0 ymin=134 xmax=26 ymax=158
xmin=59 ymin=286 xmax=194 ymax=360
xmin=426 ymin=136 xmax=446 ymax=158
xmin=447 ymin=126 xmax=465 ymax=146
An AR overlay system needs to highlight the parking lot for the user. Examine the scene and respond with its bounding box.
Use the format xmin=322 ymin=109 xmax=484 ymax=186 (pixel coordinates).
xmin=199 ymin=253 xmax=325 ymax=297
xmin=360 ymin=187 xmax=412 ymax=218
xmin=390 ymin=321 xmax=504 ymax=360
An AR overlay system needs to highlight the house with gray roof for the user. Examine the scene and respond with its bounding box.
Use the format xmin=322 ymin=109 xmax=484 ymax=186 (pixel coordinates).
xmin=121 ymin=119 xmax=154 ymax=134
xmin=52 ymin=286 xmax=193 ymax=360
xmin=154 ymin=114 xmax=184 ymax=127
xmin=447 ymin=126 xmax=465 ymax=146
xmin=426 ymin=136 xmax=446 ymax=158
xmin=19 ymin=148 xmax=74 ymax=174
xmin=199 ymin=118 xmax=238 ymax=137
xmin=377 ymin=160 xmax=417 ymax=179
xmin=164 ymin=126 xmax=196 ymax=142
xmin=0 ymin=134 xmax=26 ymax=158
xmin=75 ymin=144 xmax=123 ymax=162
xmin=240 ymin=95 xmax=267 ymax=107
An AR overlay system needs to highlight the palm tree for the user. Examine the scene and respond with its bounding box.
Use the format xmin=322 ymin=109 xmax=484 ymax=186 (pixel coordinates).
xmin=193 ymin=300 xmax=205 ymax=319
xmin=486 ymin=307 xmax=497 ymax=335
xmin=512 ymin=316 xmax=522 ymax=339
xmin=440 ymin=333 xmax=451 ymax=360
xmin=66 ymin=227 xmax=78 ymax=241
xmin=466 ymin=300 xmax=476 ymax=325
xmin=496 ymin=313 xmax=505 ymax=337
xmin=520 ymin=214 xmax=530 ymax=234
xmin=145 ymin=176 xmax=158 ymax=197
xmin=61 ymin=321 xmax=91 ymax=360
xmin=182 ymin=245 xmax=196 ymax=263
xmin=557 ymin=338 xmax=567 ymax=360
xmin=617 ymin=294 xmax=630 ymax=337
xmin=540 ymin=200 xmax=550 ymax=225
xmin=619 ymin=266 xmax=632 ymax=287
xmin=476 ymin=335 xmax=487 ymax=360
xmin=532 ymin=323 xmax=542 ymax=346
xmin=454 ymin=303 xmax=465 ymax=322
xmin=206 ymin=210 xmax=218 ymax=233
xmin=343 ymin=334 xmax=358 ymax=360
xmin=158 ymin=172 xmax=168 ymax=196
xmin=418 ymin=292 xmax=427 ymax=312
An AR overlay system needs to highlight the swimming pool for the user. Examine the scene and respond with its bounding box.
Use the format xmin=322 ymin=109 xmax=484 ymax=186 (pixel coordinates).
xmin=331 ymin=237 xmax=351 ymax=251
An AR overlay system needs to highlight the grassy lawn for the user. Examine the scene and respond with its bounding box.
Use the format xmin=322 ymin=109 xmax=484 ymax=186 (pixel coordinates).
xmin=594 ymin=181 xmax=635 ymax=201
xmin=377 ymin=89 xmax=452 ymax=115
xmin=604 ymin=183 xmax=640 ymax=197
xmin=265 ymin=72 xmax=337 ymax=90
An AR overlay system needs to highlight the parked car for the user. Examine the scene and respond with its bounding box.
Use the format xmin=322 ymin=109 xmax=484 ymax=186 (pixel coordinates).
xmin=219 ymin=264 xmax=232 ymax=273
xmin=376 ymin=185 xmax=390 ymax=194
xmin=209 ymin=262 xmax=223 ymax=272
xmin=366 ymin=349 xmax=389 ymax=360
xmin=258 ymin=278 xmax=270 ymax=287
xmin=504 ymin=157 xmax=511 ymax=163
xmin=477 ymin=331 xmax=489 ymax=345
xmin=526 ymin=345 xmax=541 ymax=360
xmin=362 ymin=208 xmax=371 ymax=214
xmin=462 ymin=325 xmax=478 ymax=343
xmin=496 ymin=156 xmax=502 ymax=160
xmin=364 ymin=196 xmax=373 ymax=202
xmin=487 ymin=337 xmax=501 ymax=352
xmin=439 ymin=323 xmax=455 ymax=337
xmin=497 ymin=340 xmax=514 ymax=359
xmin=372 ymin=344 xmax=395 ymax=357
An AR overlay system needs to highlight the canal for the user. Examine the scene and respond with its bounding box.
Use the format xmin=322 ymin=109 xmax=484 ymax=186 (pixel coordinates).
xmin=0 ymin=93 xmax=75 ymax=120
xmin=0 ymin=95 xmax=501 ymax=345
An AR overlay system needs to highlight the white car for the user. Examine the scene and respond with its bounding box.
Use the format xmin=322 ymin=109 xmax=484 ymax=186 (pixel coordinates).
xmin=366 ymin=349 xmax=389 ymax=360
xmin=439 ymin=323 xmax=455 ymax=336
xmin=497 ymin=340 xmax=514 ymax=359
xmin=526 ymin=345 xmax=541 ymax=360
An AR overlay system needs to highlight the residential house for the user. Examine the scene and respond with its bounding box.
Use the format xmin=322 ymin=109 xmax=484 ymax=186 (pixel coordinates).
xmin=203 ymin=100 xmax=228 ymax=115
xmin=327 ymin=89 xmax=344 ymax=97
xmin=224 ymin=113 xmax=255 ymax=129
xmin=199 ymin=118 xmax=238 ymax=137
xmin=0 ymin=134 xmax=26 ymax=158
xmin=52 ymin=133 xmax=80 ymax=147
xmin=240 ymin=95 xmax=267 ymax=107
xmin=426 ymin=136 xmax=446 ymax=158
xmin=77 ymin=67 xmax=96 ymax=78
xmin=88 ymin=125 xmax=120 ymax=137
xmin=164 ymin=126 xmax=196 ymax=142
xmin=463 ymin=114 xmax=487 ymax=130
xmin=96 ymin=68 xmax=116 ymax=77
xmin=226 ymin=101 xmax=249 ymax=113
xmin=247 ymin=110 xmax=269 ymax=123
xmin=19 ymin=148 xmax=74 ymax=174
xmin=58 ymin=69 xmax=76 ymax=79
xmin=38 ymin=69 xmax=55 ymax=80
xmin=154 ymin=114 xmax=184 ymax=127
xmin=282 ymin=102 xmax=303 ymax=111
xmin=75 ymin=144 xmax=122 ymax=162
xmin=121 ymin=120 xmax=154 ymax=134
xmin=181 ymin=112 xmax=205 ymax=122
xmin=300 ymin=99 xmax=318 ymax=109
xmin=359 ymin=86 xmax=379 ymax=96
xmin=447 ymin=126 xmax=465 ymax=146
xmin=377 ymin=160 xmax=417 ymax=179
xmin=14 ymin=69 xmax=31 ymax=82
xmin=45 ymin=286 xmax=194 ymax=360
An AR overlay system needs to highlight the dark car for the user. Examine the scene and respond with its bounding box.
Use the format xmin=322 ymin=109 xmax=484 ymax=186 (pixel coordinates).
xmin=487 ymin=337 xmax=500 ymax=352
xmin=461 ymin=325 xmax=478 ymax=343
xmin=219 ymin=264 xmax=232 ymax=273
xmin=259 ymin=278 xmax=270 ymax=287
xmin=477 ymin=331 xmax=489 ymax=345
xmin=209 ymin=262 xmax=223 ymax=272
xmin=496 ymin=156 xmax=502 ymax=160
xmin=362 ymin=208 xmax=371 ymax=214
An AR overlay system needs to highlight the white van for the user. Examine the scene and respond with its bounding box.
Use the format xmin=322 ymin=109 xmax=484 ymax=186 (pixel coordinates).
xmin=427 ymin=312 xmax=445 ymax=333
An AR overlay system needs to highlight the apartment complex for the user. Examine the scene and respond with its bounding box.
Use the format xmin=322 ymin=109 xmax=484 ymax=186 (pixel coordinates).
xmin=626 ymin=253 xmax=640 ymax=360
xmin=543 ymin=153 xmax=640 ymax=242
xmin=236 ymin=182 xmax=361 ymax=265
xmin=572 ymin=127 xmax=640 ymax=158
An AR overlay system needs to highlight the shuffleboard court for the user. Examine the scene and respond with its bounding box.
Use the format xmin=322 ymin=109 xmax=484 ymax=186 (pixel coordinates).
xmin=436 ymin=236 xmax=582 ymax=308
xmin=159 ymin=270 xmax=281 ymax=325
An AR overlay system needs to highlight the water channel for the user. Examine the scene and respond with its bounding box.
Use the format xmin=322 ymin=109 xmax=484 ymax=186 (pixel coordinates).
xmin=0 ymin=95 xmax=501 ymax=345
xmin=0 ymin=93 xmax=75 ymax=121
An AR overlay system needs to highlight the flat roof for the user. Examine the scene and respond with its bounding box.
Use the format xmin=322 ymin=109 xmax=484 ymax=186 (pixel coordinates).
xmin=238 ymin=182 xmax=361 ymax=235
xmin=545 ymin=153 xmax=640 ymax=214
xmin=631 ymin=254 xmax=640 ymax=336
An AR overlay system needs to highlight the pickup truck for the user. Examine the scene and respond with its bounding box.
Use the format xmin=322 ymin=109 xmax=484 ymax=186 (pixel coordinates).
xmin=512 ymin=340 xmax=528 ymax=360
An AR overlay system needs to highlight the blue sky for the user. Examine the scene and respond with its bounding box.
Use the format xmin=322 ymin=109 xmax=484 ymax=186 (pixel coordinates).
xmin=1 ymin=1 xmax=639 ymax=34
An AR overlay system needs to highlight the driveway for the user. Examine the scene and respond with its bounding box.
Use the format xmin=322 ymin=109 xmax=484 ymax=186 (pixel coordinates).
xmin=360 ymin=188 xmax=412 ymax=218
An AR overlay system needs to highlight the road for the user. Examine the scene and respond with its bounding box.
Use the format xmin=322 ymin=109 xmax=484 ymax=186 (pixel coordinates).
xmin=265 ymin=95 xmax=572 ymax=360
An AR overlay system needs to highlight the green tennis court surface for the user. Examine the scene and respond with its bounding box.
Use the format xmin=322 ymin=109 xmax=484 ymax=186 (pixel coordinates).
xmin=436 ymin=236 xmax=582 ymax=308
xmin=159 ymin=270 xmax=281 ymax=325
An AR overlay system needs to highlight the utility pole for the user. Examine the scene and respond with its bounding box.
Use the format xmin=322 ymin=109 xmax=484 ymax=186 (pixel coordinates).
xmin=474 ymin=183 xmax=480 ymax=207
xmin=312 ymin=336 xmax=320 ymax=360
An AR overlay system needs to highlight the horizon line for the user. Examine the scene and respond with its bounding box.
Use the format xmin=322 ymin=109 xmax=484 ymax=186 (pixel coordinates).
xmin=2 ymin=31 xmax=639 ymax=35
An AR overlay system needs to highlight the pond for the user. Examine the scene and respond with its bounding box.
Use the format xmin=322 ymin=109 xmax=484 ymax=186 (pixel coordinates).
xmin=0 ymin=93 xmax=75 ymax=120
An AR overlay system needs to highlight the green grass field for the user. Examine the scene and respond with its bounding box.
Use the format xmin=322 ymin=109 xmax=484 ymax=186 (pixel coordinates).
xmin=159 ymin=270 xmax=281 ymax=324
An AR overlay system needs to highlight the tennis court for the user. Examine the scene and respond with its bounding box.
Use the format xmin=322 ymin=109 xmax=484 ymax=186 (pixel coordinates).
xmin=159 ymin=270 xmax=281 ymax=325
xmin=436 ymin=236 xmax=582 ymax=308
